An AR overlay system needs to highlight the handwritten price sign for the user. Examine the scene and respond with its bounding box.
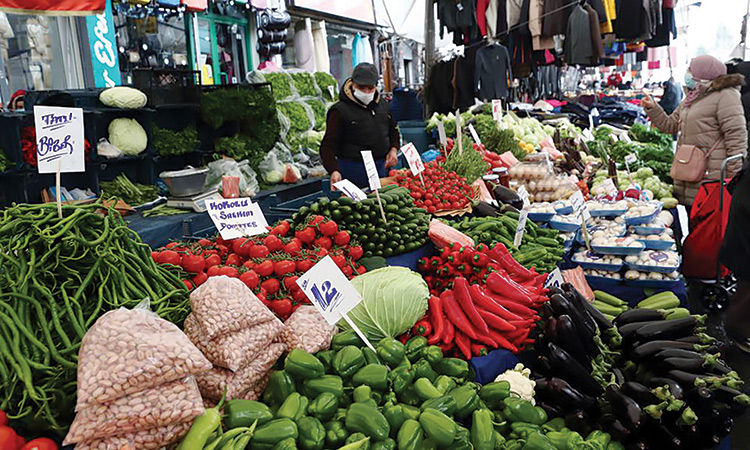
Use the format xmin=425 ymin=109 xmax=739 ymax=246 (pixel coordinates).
xmin=206 ymin=198 xmax=269 ymax=240
xmin=401 ymin=143 xmax=425 ymax=176
xmin=34 ymin=106 xmax=85 ymax=174
xmin=296 ymin=256 xmax=363 ymax=325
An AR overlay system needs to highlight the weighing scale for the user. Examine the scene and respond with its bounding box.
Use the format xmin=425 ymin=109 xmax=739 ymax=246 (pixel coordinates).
xmin=166 ymin=189 xmax=224 ymax=213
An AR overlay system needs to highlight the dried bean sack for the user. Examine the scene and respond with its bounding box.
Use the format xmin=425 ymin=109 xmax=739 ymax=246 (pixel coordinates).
xmin=280 ymin=306 xmax=337 ymax=354
xmin=184 ymin=314 xmax=284 ymax=371
xmin=73 ymin=420 xmax=192 ymax=450
xmin=190 ymin=276 xmax=277 ymax=340
xmin=196 ymin=342 xmax=286 ymax=401
xmin=64 ymin=377 xmax=204 ymax=445
xmin=76 ymin=306 xmax=211 ymax=410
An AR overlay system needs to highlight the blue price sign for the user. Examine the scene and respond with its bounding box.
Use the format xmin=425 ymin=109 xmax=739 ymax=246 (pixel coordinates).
xmin=295 ymin=256 xmax=362 ymax=325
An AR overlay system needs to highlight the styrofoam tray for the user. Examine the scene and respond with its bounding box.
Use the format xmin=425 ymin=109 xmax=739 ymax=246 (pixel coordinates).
xmin=631 ymin=223 xmax=666 ymax=236
xmin=589 ymin=208 xmax=628 ymax=218
xmin=625 ymin=278 xmax=682 ymax=289
xmin=572 ymin=251 xmax=624 ymax=272
xmin=636 ymin=238 xmax=675 ymax=251
xmin=591 ymin=241 xmax=645 ymax=256
xmin=549 ymin=218 xmax=581 ymax=232
xmin=553 ymin=202 xmax=573 ymax=215
xmin=624 ymin=204 xmax=663 ymax=226
xmin=528 ymin=212 xmax=555 ymax=223
xmin=626 ymin=262 xmax=680 ymax=274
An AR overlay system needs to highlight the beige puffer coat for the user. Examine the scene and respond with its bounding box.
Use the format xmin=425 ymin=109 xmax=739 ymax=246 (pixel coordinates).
xmin=646 ymin=73 xmax=747 ymax=206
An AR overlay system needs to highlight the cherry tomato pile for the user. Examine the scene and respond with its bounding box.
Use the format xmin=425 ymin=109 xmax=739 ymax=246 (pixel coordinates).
xmin=390 ymin=162 xmax=474 ymax=213
xmin=152 ymin=216 xmax=365 ymax=319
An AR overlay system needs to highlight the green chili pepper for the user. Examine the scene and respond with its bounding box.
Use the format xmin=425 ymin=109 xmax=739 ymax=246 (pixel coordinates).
xmin=371 ymin=437 xmax=396 ymax=450
xmin=449 ymin=385 xmax=481 ymax=419
xmin=298 ymin=416 xmax=326 ymax=450
xmin=325 ymin=421 xmax=348 ymax=447
xmin=346 ymin=402 xmax=391 ymax=439
xmin=252 ymin=419 xmax=299 ymax=445
xmin=585 ymin=431 xmax=611 ymax=450
xmin=500 ymin=440 xmax=523 ymax=450
xmin=352 ymin=364 xmax=388 ymax=390
xmin=307 ymin=392 xmax=339 ymax=421
xmin=376 ymin=338 xmax=406 ymax=366
xmin=317 ymin=350 xmax=336 ymax=373
xmin=333 ymin=345 xmax=366 ymax=378
xmin=420 ymin=395 xmax=457 ymax=416
xmin=339 ymin=437 xmax=371 ymax=450
xmin=285 ymin=349 xmax=325 ymax=379
xmin=397 ymin=419 xmax=424 ymax=450
xmin=421 ymin=346 xmax=444 ymax=365
xmin=398 ymin=385 xmax=422 ymax=406
xmin=402 ymin=404 xmax=421 ymax=420
xmin=275 ymin=393 xmax=309 ymax=421
xmin=606 ymin=442 xmax=625 ymax=450
xmin=447 ymin=426 xmax=472 ymax=450
xmin=353 ymin=385 xmax=374 ymax=404
xmin=434 ymin=375 xmax=457 ymax=395
xmin=419 ymin=408 xmax=456 ymax=447
xmin=478 ymin=381 xmax=511 ymax=409
xmin=224 ymin=399 xmax=273 ymax=429
xmin=509 ymin=422 xmax=540 ymax=440
xmin=177 ymin=393 xmax=225 ymax=450
xmin=406 ymin=336 xmax=428 ymax=361
xmin=346 ymin=433 xmax=371 ymax=450
xmin=522 ymin=432 xmax=556 ymax=450
xmin=272 ymin=438 xmax=298 ymax=450
xmin=493 ymin=431 xmax=506 ymax=450
xmin=413 ymin=360 xmax=438 ymax=383
xmin=545 ymin=431 xmax=585 ymax=450
xmin=332 ymin=330 xmax=364 ymax=351
xmin=471 ymin=409 xmax=495 ymax=450
xmin=541 ymin=418 xmax=567 ymax=433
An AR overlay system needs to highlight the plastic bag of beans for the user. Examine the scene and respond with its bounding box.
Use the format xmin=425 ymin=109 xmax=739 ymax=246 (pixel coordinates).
xmin=189 ymin=276 xmax=277 ymax=340
xmin=64 ymin=377 xmax=204 ymax=445
xmin=75 ymin=303 xmax=212 ymax=410
xmin=280 ymin=306 xmax=337 ymax=354
xmin=184 ymin=314 xmax=284 ymax=372
xmin=72 ymin=420 xmax=192 ymax=450
xmin=195 ymin=342 xmax=285 ymax=400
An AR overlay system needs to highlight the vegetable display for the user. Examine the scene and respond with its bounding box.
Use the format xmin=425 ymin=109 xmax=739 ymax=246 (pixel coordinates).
xmin=100 ymin=173 xmax=159 ymax=206
xmin=152 ymin=216 xmax=365 ymax=319
xmin=449 ymin=212 xmax=565 ymax=273
xmin=152 ymin=125 xmax=200 ymax=157
xmin=291 ymin=72 xmax=319 ymax=97
xmin=0 ymin=203 xmax=189 ymax=434
xmin=533 ymin=284 xmax=748 ymax=450
xmin=314 ymin=72 xmax=339 ymax=101
xmin=442 ymin=138 xmax=490 ymax=184
xmin=391 ymin=162 xmax=475 ymax=213
xmin=292 ymin=185 xmax=430 ymax=258
xmin=264 ymin=72 xmax=294 ymax=100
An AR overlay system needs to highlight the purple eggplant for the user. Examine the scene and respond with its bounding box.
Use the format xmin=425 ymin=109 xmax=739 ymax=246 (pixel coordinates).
xmin=633 ymin=317 xmax=700 ymax=342
xmin=607 ymin=419 xmax=632 ymax=441
xmin=646 ymin=377 xmax=684 ymax=399
xmin=580 ymin=297 xmax=614 ymax=330
xmin=561 ymin=283 xmax=598 ymax=335
xmin=549 ymin=292 xmax=597 ymax=354
xmin=622 ymin=381 xmax=660 ymax=406
xmin=563 ymin=410 xmax=591 ymax=436
xmin=546 ymin=342 xmax=603 ymax=396
xmin=538 ymin=377 xmax=597 ymax=410
xmin=654 ymin=348 xmax=705 ymax=360
xmin=614 ymin=308 xmax=666 ymax=326
xmin=630 ymin=340 xmax=710 ymax=361
xmin=605 ymin=384 xmax=645 ymax=431
xmin=544 ymin=316 xmax=559 ymax=342
xmin=555 ymin=314 xmax=592 ymax=370
xmin=618 ymin=321 xmax=655 ymax=341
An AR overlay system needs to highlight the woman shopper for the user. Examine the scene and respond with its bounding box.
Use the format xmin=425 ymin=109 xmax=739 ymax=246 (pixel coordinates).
xmin=641 ymin=55 xmax=747 ymax=207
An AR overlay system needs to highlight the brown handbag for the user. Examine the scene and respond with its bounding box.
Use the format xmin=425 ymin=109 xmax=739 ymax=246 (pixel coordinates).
xmin=670 ymin=140 xmax=722 ymax=183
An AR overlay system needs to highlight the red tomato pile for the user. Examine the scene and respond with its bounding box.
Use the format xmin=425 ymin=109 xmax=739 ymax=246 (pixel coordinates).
xmin=0 ymin=410 xmax=57 ymax=450
xmin=389 ymin=162 xmax=473 ymax=213
xmin=152 ymin=216 xmax=365 ymax=319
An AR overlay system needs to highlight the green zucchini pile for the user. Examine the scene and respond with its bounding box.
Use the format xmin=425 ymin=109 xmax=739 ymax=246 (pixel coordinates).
xmin=450 ymin=213 xmax=565 ymax=273
xmin=293 ymin=186 xmax=430 ymax=258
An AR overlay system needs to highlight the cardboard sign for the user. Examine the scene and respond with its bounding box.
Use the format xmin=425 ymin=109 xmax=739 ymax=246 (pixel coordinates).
xmin=34 ymin=106 xmax=85 ymax=174
xmin=602 ymin=178 xmax=617 ymax=196
xmin=296 ymin=256 xmax=363 ymax=325
xmin=401 ymin=143 xmax=425 ymax=176
xmin=205 ymin=198 xmax=269 ymax=240
xmin=437 ymin=121 xmax=448 ymax=150
xmin=492 ymin=99 xmax=503 ymax=122
xmin=514 ymin=209 xmax=529 ymax=247
xmin=333 ymin=179 xmax=367 ymax=202
xmin=517 ymin=185 xmax=530 ymax=207
xmin=468 ymin=124 xmax=481 ymax=146
xmin=544 ymin=267 xmax=564 ymax=289
xmin=361 ymin=150 xmax=381 ymax=191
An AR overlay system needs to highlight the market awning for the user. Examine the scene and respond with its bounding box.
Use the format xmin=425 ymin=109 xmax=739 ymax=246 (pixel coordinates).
xmin=0 ymin=0 xmax=105 ymax=15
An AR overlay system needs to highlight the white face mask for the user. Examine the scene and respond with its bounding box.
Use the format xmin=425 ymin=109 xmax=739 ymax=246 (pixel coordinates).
xmin=353 ymin=88 xmax=375 ymax=105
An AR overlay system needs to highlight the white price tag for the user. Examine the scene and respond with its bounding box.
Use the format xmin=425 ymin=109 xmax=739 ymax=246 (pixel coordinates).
xmin=206 ymin=198 xmax=269 ymax=240
xmin=602 ymin=178 xmax=617 ymax=196
xmin=514 ymin=209 xmax=528 ymax=247
xmin=437 ymin=121 xmax=448 ymax=150
xmin=625 ymin=153 xmax=637 ymax=165
xmin=328 ymin=86 xmax=335 ymax=99
xmin=492 ymin=99 xmax=503 ymax=122
xmin=333 ymin=179 xmax=367 ymax=202
xmin=455 ymin=109 xmax=462 ymax=155
xmin=588 ymin=114 xmax=595 ymax=131
xmin=582 ymin=128 xmax=595 ymax=142
xmin=296 ymin=256 xmax=363 ymax=325
xmin=570 ymin=190 xmax=590 ymax=220
xmin=544 ymin=267 xmax=565 ymax=289
xmin=400 ymin=143 xmax=425 ymax=176
xmin=468 ymin=124 xmax=482 ymax=146
xmin=517 ymin=185 xmax=530 ymax=207
xmin=34 ymin=106 xmax=85 ymax=174
xmin=361 ymin=150 xmax=382 ymax=191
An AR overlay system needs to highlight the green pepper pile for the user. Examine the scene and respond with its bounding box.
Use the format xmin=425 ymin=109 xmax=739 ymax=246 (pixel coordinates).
xmin=449 ymin=212 xmax=565 ymax=273
xmin=181 ymin=332 xmax=624 ymax=450
xmin=0 ymin=203 xmax=189 ymax=434
xmin=292 ymin=185 xmax=430 ymax=258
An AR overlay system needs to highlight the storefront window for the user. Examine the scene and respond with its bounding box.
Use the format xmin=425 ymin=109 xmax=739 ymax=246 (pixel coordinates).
xmin=191 ymin=8 xmax=252 ymax=85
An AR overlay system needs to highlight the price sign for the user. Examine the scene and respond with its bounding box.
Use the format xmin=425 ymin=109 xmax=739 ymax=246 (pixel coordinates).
xmin=333 ymin=179 xmax=367 ymax=202
xmin=588 ymin=114 xmax=595 ymax=131
xmin=582 ymin=128 xmax=595 ymax=142
xmin=206 ymin=198 xmax=269 ymax=240
xmin=570 ymin=190 xmax=591 ymax=221
xmin=328 ymin=86 xmax=335 ymax=99
xmin=544 ymin=267 xmax=565 ymax=289
xmin=437 ymin=121 xmax=448 ymax=150
xmin=455 ymin=109 xmax=463 ymax=155
xmin=401 ymin=143 xmax=425 ymax=176
xmin=625 ymin=153 xmax=637 ymax=165
xmin=602 ymin=178 xmax=617 ymax=196
xmin=34 ymin=106 xmax=85 ymax=174
xmin=468 ymin=124 xmax=482 ymax=146
xmin=492 ymin=99 xmax=503 ymax=122
xmin=517 ymin=185 xmax=530 ymax=207
xmin=361 ymin=150 xmax=382 ymax=191
xmin=514 ymin=209 xmax=529 ymax=247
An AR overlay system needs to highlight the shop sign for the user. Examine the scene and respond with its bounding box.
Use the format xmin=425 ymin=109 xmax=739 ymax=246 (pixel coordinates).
xmin=85 ymin=0 xmax=121 ymax=88
xmin=0 ymin=0 xmax=104 ymax=14
xmin=205 ymin=198 xmax=269 ymax=240
xmin=34 ymin=106 xmax=85 ymax=174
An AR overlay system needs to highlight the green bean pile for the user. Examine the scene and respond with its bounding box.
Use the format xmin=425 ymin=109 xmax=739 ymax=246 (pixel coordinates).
xmin=0 ymin=202 xmax=190 ymax=434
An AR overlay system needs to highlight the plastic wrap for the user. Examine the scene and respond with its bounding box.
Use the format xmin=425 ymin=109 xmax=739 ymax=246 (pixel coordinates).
xmin=65 ymin=378 xmax=203 ymax=445
xmin=189 ymin=276 xmax=277 ymax=340
xmin=72 ymin=420 xmax=192 ymax=450
xmin=280 ymin=306 xmax=337 ymax=354
xmin=75 ymin=304 xmax=211 ymax=410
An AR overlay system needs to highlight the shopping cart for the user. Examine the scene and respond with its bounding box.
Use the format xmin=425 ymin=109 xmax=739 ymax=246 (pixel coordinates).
xmin=681 ymin=154 xmax=744 ymax=310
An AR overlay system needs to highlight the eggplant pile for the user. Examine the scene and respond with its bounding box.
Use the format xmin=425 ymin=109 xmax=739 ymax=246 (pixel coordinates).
xmin=533 ymin=283 xmax=749 ymax=450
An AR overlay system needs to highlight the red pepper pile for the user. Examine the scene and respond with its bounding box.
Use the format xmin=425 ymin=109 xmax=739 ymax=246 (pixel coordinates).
xmin=389 ymin=162 xmax=473 ymax=213
xmin=413 ymin=242 xmax=549 ymax=359
xmin=152 ymin=215 xmax=365 ymax=319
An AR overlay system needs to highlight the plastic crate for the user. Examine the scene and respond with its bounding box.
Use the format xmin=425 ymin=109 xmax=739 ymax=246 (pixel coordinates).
xmin=132 ymin=68 xmax=201 ymax=107
xmin=398 ymin=120 xmax=429 ymax=153
xmin=24 ymin=89 xmax=104 ymax=110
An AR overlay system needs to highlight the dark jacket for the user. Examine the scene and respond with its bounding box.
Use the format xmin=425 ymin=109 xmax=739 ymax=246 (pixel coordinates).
xmin=543 ymin=0 xmax=576 ymax=37
xmin=564 ymin=5 xmax=593 ymax=66
xmin=425 ymin=61 xmax=455 ymax=114
xmin=475 ymin=43 xmax=513 ymax=101
xmin=658 ymin=80 xmax=682 ymax=115
xmin=320 ymin=79 xmax=399 ymax=174
xmin=614 ymin=0 xmax=651 ymax=40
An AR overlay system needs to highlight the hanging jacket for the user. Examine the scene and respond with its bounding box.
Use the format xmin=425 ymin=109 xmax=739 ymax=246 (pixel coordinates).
xmin=507 ymin=0 xmax=524 ymax=28
xmin=543 ymin=0 xmax=576 ymax=37
xmin=529 ymin=0 xmax=555 ymax=50
xmin=475 ymin=43 xmax=513 ymax=100
xmin=564 ymin=5 xmax=593 ymax=66
xmin=425 ymin=61 xmax=455 ymax=114
xmin=477 ymin=0 xmax=491 ymax=37
xmin=646 ymin=74 xmax=747 ymax=205
xmin=453 ymin=46 xmax=478 ymax=110
xmin=658 ymin=80 xmax=682 ymax=115
xmin=584 ymin=4 xmax=603 ymax=63
xmin=614 ymin=0 xmax=651 ymax=40
xmin=508 ymin=0 xmax=533 ymax=78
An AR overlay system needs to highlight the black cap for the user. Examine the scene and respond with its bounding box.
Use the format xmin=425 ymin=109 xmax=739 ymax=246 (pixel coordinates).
xmin=351 ymin=63 xmax=378 ymax=86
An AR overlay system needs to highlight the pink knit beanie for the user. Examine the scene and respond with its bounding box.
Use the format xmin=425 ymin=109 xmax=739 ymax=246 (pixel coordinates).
xmin=689 ymin=55 xmax=727 ymax=81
